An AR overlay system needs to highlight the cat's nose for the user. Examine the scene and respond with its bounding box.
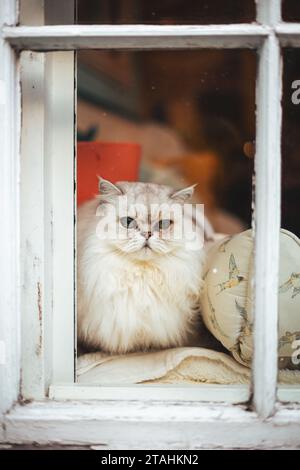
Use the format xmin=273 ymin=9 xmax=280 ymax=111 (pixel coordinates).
xmin=142 ymin=231 xmax=152 ymax=239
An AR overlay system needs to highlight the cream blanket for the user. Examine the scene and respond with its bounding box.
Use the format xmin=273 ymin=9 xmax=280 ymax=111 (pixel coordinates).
xmin=77 ymin=347 xmax=300 ymax=385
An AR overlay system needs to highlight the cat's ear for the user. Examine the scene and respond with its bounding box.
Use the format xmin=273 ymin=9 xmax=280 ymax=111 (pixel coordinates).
xmin=170 ymin=184 xmax=197 ymax=202
xmin=98 ymin=176 xmax=123 ymax=196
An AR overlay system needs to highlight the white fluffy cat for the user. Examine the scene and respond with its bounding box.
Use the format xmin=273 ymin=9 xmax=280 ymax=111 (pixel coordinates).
xmin=77 ymin=178 xmax=214 ymax=354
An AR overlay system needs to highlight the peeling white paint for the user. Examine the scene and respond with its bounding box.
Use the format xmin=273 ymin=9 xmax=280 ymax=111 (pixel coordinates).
xmin=276 ymin=23 xmax=300 ymax=47
xmin=253 ymin=2 xmax=282 ymax=418
xmin=20 ymin=49 xmax=48 ymax=400
xmin=0 ymin=0 xmax=20 ymax=415
xmin=2 ymin=24 xmax=268 ymax=50
xmin=2 ymin=401 xmax=300 ymax=449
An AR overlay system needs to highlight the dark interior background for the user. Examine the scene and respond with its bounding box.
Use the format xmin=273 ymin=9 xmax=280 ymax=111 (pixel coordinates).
xmin=77 ymin=0 xmax=255 ymax=25
xmin=76 ymin=0 xmax=300 ymax=237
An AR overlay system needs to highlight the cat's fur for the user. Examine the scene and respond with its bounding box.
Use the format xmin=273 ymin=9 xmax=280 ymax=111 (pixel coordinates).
xmin=77 ymin=178 xmax=213 ymax=354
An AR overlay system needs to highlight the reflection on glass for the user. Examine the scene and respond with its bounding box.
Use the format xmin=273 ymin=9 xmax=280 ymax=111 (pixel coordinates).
xmin=278 ymin=49 xmax=300 ymax=399
xmin=76 ymin=49 xmax=256 ymax=386
xmin=282 ymin=0 xmax=300 ymax=23
xmin=77 ymin=50 xmax=256 ymax=233
xmin=282 ymin=50 xmax=300 ymax=239
xmin=77 ymin=0 xmax=255 ymax=25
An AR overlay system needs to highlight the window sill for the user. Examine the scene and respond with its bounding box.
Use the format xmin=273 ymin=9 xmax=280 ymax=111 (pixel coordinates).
xmin=1 ymin=400 xmax=300 ymax=449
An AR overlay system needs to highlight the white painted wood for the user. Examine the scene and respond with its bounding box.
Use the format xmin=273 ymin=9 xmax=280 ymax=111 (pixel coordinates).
xmin=49 ymin=384 xmax=249 ymax=403
xmin=43 ymin=55 xmax=54 ymax=391
xmin=74 ymin=52 xmax=78 ymax=376
xmin=19 ymin=0 xmax=49 ymax=402
xmin=257 ymin=1 xmax=300 ymax=409
xmin=0 ymin=0 xmax=20 ymax=414
xmin=276 ymin=23 xmax=300 ymax=47
xmin=2 ymin=24 xmax=268 ymax=50
xmin=44 ymin=0 xmax=75 ymax=385
xmin=50 ymin=51 xmax=75 ymax=383
xmin=253 ymin=32 xmax=282 ymax=418
xmin=0 ymin=426 xmax=5 ymax=443
xmin=256 ymin=0 xmax=281 ymax=24
xmin=20 ymin=50 xmax=48 ymax=399
xmin=278 ymin=386 xmax=300 ymax=403
xmin=19 ymin=0 xmax=75 ymax=397
xmin=2 ymin=401 xmax=300 ymax=448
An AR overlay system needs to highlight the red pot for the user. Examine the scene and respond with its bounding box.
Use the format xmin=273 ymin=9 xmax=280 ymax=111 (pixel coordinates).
xmin=77 ymin=141 xmax=141 ymax=206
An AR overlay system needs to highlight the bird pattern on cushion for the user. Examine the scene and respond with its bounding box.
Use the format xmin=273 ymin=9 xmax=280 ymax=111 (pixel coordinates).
xmin=279 ymin=272 xmax=300 ymax=299
xmin=216 ymin=253 xmax=246 ymax=294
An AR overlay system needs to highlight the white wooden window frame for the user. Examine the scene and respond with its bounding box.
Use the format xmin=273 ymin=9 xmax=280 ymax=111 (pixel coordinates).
xmin=1 ymin=0 xmax=300 ymax=449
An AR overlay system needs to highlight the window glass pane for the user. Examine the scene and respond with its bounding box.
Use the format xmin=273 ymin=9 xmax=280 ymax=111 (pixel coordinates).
xmin=20 ymin=0 xmax=75 ymax=25
xmin=77 ymin=0 xmax=255 ymax=25
xmin=278 ymin=48 xmax=300 ymax=400
xmin=282 ymin=0 xmax=300 ymax=22
xmin=76 ymin=50 xmax=256 ymax=387
xmin=20 ymin=0 xmax=256 ymax=25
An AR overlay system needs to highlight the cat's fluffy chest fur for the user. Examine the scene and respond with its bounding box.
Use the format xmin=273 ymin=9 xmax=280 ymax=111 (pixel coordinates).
xmin=78 ymin=248 xmax=203 ymax=353
xmin=77 ymin=183 xmax=207 ymax=354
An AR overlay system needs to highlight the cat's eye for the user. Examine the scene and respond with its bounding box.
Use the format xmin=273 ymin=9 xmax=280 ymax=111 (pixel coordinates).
xmin=156 ymin=219 xmax=173 ymax=231
xmin=120 ymin=216 xmax=137 ymax=229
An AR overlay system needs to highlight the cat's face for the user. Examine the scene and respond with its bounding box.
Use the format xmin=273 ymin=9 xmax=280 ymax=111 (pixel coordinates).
xmin=96 ymin=178 xmax=208 ymax=261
